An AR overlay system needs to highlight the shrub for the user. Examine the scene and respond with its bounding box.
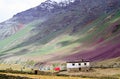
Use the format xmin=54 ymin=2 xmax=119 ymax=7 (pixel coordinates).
xmin=96 ymin=76 xmax=119 ymax=79
xmin=0 ymin=74 xmax=31 ymax=79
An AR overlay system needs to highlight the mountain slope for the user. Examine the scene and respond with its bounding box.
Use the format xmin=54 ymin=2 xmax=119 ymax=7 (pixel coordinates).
xmin=0 ymin=0 xmax=120 ymax=66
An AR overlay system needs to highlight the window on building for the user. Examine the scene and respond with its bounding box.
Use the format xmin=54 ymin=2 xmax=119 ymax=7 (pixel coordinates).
xmin=84 ymin=63 xmax=87 ymax=65
xmin=72 ymin=63 xmax=75 ymax=66
xmin=79 ymin=63 xmax=81 ymax=66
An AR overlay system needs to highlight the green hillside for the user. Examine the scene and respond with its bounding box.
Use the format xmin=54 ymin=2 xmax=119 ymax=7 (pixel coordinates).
xmin=0 ymin=10 xmax=120 ymax=64
xmin=0 ymin=0 xmax=120 ymax=67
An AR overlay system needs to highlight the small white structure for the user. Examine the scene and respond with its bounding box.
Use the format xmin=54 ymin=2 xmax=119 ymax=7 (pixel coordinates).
xmin=67 ymin=60 xmax=90 ymax=72
xmin=39 ymin=64 xmax=53 ymax=71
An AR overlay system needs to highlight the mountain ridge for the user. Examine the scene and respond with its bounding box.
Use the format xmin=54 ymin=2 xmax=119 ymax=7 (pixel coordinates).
xmin=0 ymin=0 xmax=120 ymax=66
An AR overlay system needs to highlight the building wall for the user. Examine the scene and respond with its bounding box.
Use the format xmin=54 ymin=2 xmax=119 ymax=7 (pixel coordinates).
xmin=67 ymin=67 xmax=90 ymax=72
xmin=67 ymin=62 xmax=90 ymax=68
xmin=67 ymin=68 xmax=80 ymax=72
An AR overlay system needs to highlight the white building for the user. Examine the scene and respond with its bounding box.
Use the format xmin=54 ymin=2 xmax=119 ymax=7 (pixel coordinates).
xmin=66 ymin=60 xmax=90 ymax=72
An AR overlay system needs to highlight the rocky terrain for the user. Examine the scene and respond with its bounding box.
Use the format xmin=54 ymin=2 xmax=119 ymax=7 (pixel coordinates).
xmin=0 ymin=0 xmax=120 ymax=67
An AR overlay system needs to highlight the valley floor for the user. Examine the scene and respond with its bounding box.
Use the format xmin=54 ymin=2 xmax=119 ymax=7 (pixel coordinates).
xmin=0 ymin=68 xmax=120 ymax=79
xmin=0 ymin=64 xmax=120 ymax=79
xmin=59 ymin=68 xmax=120 ymax=78
xmin=0 ymin=72 xmax=90 ymax=79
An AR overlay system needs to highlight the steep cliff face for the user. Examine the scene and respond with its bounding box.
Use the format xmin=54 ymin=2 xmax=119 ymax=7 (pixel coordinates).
xmin=0 ymin=19 xmax=23 ymax=40
xmin=0 ymin=0 xmax=120 ymax=64
xmin=13 ymin=0 xmax=120 ymax=24
xmin=0 ymin=0 xmax=120 ymax=40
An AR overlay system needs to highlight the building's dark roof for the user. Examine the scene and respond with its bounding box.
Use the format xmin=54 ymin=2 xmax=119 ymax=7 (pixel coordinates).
xmin=66 ymin=59 xmax=90 ymax=63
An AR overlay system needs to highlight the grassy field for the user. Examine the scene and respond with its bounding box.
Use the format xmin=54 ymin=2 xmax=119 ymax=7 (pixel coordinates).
xmin=0 ymin=64 xmax=32 ymax=72
xmin=0 ymin=69 xmax=120 ymax=79
xmin=0 ymin=72 xmax=90 ymax=79
xmin=58 ymin=68 xmax=120 ymax=79
xmin=0 ymin=64 xmax=120 ymax=79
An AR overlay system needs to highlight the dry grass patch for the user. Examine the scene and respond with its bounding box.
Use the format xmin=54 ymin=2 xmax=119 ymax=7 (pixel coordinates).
xmin=0 ymin=72 xmax=91 ymax=79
